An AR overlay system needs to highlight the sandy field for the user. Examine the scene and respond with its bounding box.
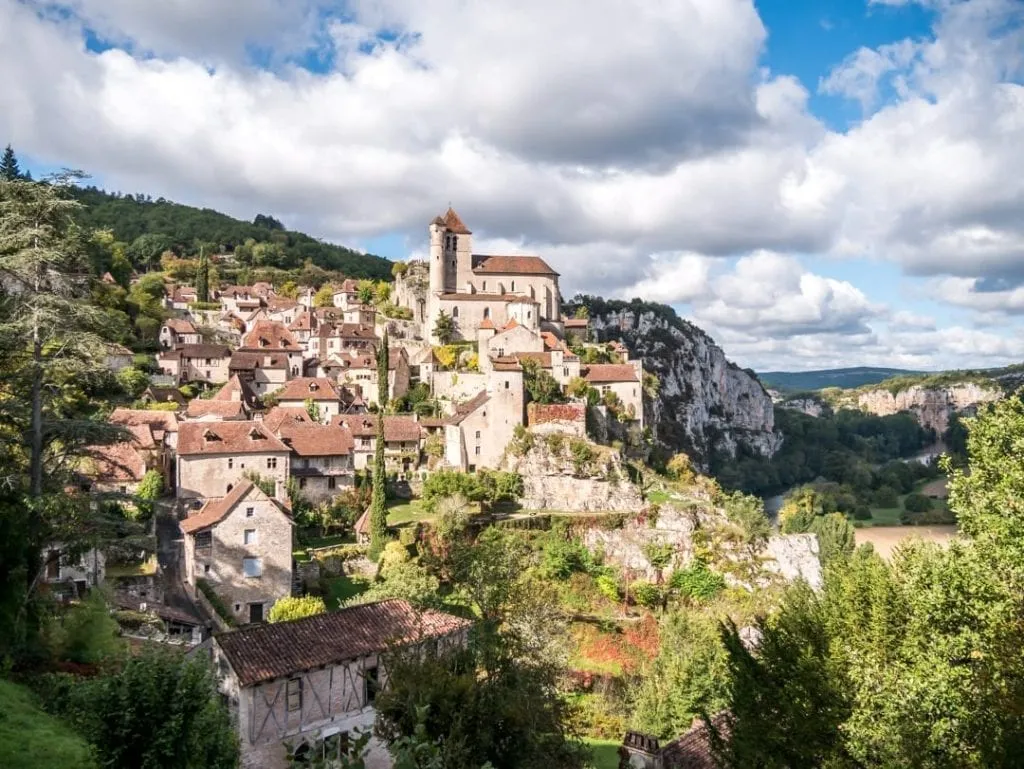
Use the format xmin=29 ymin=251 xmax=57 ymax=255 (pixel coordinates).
xmin=854 ymin=525 xmax=958 ymax=560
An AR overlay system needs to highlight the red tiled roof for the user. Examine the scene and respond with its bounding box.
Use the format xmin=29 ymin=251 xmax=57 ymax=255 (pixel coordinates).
xmin=513 ymin=351 xmax=552 ymax=367
xmin=478 ymin=318 xmax=495 ymax=330
xmin=503 ymin=317 xmax=519 ymax=331
xmin=164 ymin=318 xmax=197 ymax=334
xmin=541 ymin=332 xmax=566 ymax=351
xmin=185 ymin=400 xmax=246 ymax=420
xmin=178 ymin=421 xmax=289 ymax=456
xmin=173 ymin=343 xmax=231 ymax=360
xmin=275 ymin=377 xmax=344 ymax=402
xmin=242 ymin=321 xmax=301 ymax=350
xmin=84 ymin=440 xmax=148 ymax=483
xmin=215 ymin=599 xmax=471 ymax=686
xmin=442 ymin=207 xmax=472 ymax=235
xmin=110 ymin=408 xmax=179 ymax=434
xmin=263 ymin=407 xmax=314 ymax=433
xmin=229 ymin=351 xmax=289 ymax=371
xmin=332 ymin=415 xmax=422 ymax=443
xmin=563 ymin=317 xmax=589 ymax=328
xmin=335 ymin=323 xmax=377 ymax=340
xmin=289 ymin=311 xmax=316 ymax=331
xmin=279 ymin=424 xmax=354 ymax=456
xmin=471 ymin=254 xmax=558 ymax=276
xmin=181 ymin=480 xmax=289 ymax=535
xmin=490 ymin=357 xmax=523 ymax=372
xmin=212 ymin=375 xmax=262 ymax=409
xmin=267 ymin=297 xmax=299 ymax=312
xmin=583 ymin=364 xmax=639 ymax=383
xmin=450 ymin=391 xmax=490 ymax=424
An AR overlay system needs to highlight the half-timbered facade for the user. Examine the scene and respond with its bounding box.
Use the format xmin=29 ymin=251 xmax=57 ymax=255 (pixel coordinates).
xmin=211 ymin=599 xmax=470 ymax=768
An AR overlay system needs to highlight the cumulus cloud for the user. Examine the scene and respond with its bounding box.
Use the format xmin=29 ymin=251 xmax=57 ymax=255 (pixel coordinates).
xmin=1 ymin=0 xmax=1024 ymax=369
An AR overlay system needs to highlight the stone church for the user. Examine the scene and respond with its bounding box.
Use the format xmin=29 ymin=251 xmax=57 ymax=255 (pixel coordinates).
xmin=418 ymin=208 xmax=564 ymax=343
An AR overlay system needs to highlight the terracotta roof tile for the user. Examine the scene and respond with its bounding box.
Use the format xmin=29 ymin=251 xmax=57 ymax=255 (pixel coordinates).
xmin=583 ymin=364 xmax=639 ymax=383
xmin=471 ymin=254 xmax=558 ymax=276
xmin=181 ymin=480 xmax=289 ymax=535
xmin=263 ymin=407 xmax=314 ymax=433
xmin=172 ymin=343 xmax=231 ymax=359
xmin=563 ymin=317 xmax=589 ymax=328
xmin=441 ymin=207 xmax=472 ymax=235
xmin=278 ymin=424 xmax=354 ymax=456
xmin=83 ymin=440 xmax=148 ymax=483
xmin=275 ymin=377 xmax=344 ymax=402
xmin=185 ymin=400 xmax=246 ymax=420
xmin=332 ymin=415 xmax=422 ymax=443
xmin=215 ymin=599 xmax=471 ymax=686
xmin=212 ymin=375 xmax=262 ymax=409
xmin=541 ymin=332 xmax=566 ymax=351
xmin=229 ymin=351 xmax=289 ymax=371
xmin=178 ymin=421 xmax=289 ymax=456
xmin=164 ymin=318 xmax=197 ymax=334
xmin=450 ymin=391 xmax=490 ymax=424
xmin=143 ymin=386 xmax=187 ymax=406
xmin=242 ymin=321 xmax=301 ymax=350
xmin=478 ymin=318 xmax=495 ymax=330
xmin=110 ymin=408 xmax=179 ymax=434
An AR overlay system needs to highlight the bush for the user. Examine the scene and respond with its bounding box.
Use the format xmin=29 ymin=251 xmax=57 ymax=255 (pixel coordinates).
xmin=669 ymin=564 xmax=726 ymax=603
xmin=569 ymin=438 xmax=596 ymax=476
xmin=541 ymin=538 xmax=594 ymax=580
xmin=147 ymin=401 xmax=179 ymax=411
xmin=545 ymin=432 xmax=566 ymax=456
xmin=268 ymin=596 xmax=326 ymax=623
xmin=596 ymin=574 xmax=620 ymax=602
xmin=630 ymin=581 xmax=662 ymax=609
xmin=872 ymin=485 xmax=900 ymax=508
xmin=903 ymin=492 xmax=933 ymax=513
xmin=57 ymin=592 xmax=121 ymax=665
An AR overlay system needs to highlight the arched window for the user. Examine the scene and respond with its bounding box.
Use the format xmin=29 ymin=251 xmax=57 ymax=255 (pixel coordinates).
xmin=530 ymin=286 xmax=536 ymax=299
xmin=511 ymin=280 xmax=516 ymax=292
xmin=452 ymin=306 xmax=459 ymax=319
xmin=483 ymin=307 xmax=490 ymax=319
xmin=452 ymin=236 xmax=458 ymax=251
xmin=482 ymin=281 xmax=487 ymax=292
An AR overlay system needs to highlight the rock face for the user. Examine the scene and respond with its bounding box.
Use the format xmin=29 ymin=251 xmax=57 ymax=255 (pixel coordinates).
xmin=779 ymin=396 xmax=829 ymax=418
xmin=855 ymin=384 xmax=1002 ymax=433
xmin=501 ymin=435 xmax=643 ymax=512
xmin=586 ymin=301 xmax=781 ymax=468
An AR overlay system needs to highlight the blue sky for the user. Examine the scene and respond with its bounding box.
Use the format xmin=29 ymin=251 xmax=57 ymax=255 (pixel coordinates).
xmin=2 ymin=0 xmax=1023 ymax=371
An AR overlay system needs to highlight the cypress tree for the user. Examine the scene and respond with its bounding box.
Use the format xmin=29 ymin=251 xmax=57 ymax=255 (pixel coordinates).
xmin=195 ymin=248 xmax=209 ymax=302
xmin=0 ymin=145 xmax=20 ymax=181
xmin=369 ymin=330 xmax=391 ymax=557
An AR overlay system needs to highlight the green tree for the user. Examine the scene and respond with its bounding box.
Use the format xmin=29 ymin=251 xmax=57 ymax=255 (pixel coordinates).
xmin=134 ymin=469 xmax=164 ymax=519
xmin=1 ymin=145 xmax=21 ymax=181
xmin=268 ymin=595 xmax=326 ymax=623
xmin=432 ymin=310 xmax=455 ymax=344
xmin=57 ymin=590 xmax=122 ymax=665
xmin=357 ymin=279 xmax=375 ymax=305
xmin=807 ymin=512 xmax=855 ymax=566
xmin=520 ymin=358 xmax=564 ymax=405
xmin=378 ymin=329 xmax=390 ymax=410
xmin=304 ymin=397 xmax=321 ymax=423
xmin=313 ymin=284 xmax=334 ymax=307
xmin=195 ymin=248 xmax=209 ymax=302
xmin=51 ymin=650 xmax=238 ymax=768
xmin=278 ymin=280 xmax=299 ymax=299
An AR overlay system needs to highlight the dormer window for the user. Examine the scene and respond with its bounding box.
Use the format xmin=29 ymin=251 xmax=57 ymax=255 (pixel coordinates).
xmin=203 ymin=429 xmax=219 ymax=441
xmin=309 ymin=382 xmax=319 ymax=392
xmin=248 ymin=427 xmax=263 ymax=440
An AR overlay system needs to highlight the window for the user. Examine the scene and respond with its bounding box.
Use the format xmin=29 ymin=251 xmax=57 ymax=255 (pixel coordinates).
xmin=360 ymin=438 xmax=371 ymax=448
xmin=527 ymin=311 xmax=532 ymax=320
xmin=242 ymin=557 xmax=262 ymax=578
xmin=245 ymin=506 xmax=255 ymax=517
xmin=481 ymin=281 xmax=487 ymax=292
xmin=267 ymin=457 xmax=278 ymax=469
xmin=204 ymin=564 xmax=211 ymax=573
xmin=510 ymin=280 xmax=516 ymax=292
xmin=298 ymin=477 xmax=307 ymax=489
xmin=328 ymin=477 xmax=336 ymax=490
xmin=504 ymin=381 xmax=510 ymax=390
xmin=228 ymin=458 xmax=233 ymax=469
xmin=475 ymin=446 xmax=481 ymax=456
xmin=244 ymin=529 xmax=257 ymax=545
xmin=452 ymin=306 xmax=459 ymax=319
xmin=483 ymin=307 xmax=490 ymax=319
xmin=475 ymin=431 xmax=481 ymax=439
xmin=195 ymin=531 xmax=212 ymax=550
xmin=249 ymin=602 xmax=264 ymax=623
xmin=286 ymin=678 xmax=303 ymax=712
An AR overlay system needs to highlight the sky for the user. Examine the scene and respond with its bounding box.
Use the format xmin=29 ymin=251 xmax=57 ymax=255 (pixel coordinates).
xmin=2 ymin=0 xmax=1023 ymax=373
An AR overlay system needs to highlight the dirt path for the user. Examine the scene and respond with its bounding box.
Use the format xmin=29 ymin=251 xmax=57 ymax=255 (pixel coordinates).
xmin=855 ymin=525 xmax=958 ymax=560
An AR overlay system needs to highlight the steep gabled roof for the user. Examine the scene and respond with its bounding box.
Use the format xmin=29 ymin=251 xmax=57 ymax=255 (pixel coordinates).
xmin=212 ymin=375 xmax=263 ymax=410
xmin=279 ymin=424 xmax=354 ymax=457
xmin=331 ymin=414 xmax=422 ymax=443
xmin=83 ymin=439 xmax=149 ymax=483
xmin=185 ymin=400 xmax=246 ymax=420
xmin=173 ymin=343 xmax=232 ymax=359
xmin=275 ymin=377 xmax=344 ymax=402
xmin=180 ymin=480 xmax=289 ymax=534
xmin=471 ymin=254 xmax=558 ymax=276
xmin=450 ymin=390 xmax=490 ymax=425
xmin=164 ymin=318 xmax=197 ymax=334
xmin=177 ymin=421 xmax=289 ymax=456
xmin=241 ymin=321 xmax=301 ymax=351
xmin=262 ymin=406 xmax=314 ymax=433
xmin=110 ymin=408 xmax=179 ymax=434
xmin=215 ymin=599 xmax=471 ymax=686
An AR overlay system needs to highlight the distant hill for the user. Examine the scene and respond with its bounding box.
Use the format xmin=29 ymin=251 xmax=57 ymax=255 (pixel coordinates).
xmin=759 ymin=367 xmax=925 ymax=392
xmin=69 ymin=185 xmax=393 ymax=280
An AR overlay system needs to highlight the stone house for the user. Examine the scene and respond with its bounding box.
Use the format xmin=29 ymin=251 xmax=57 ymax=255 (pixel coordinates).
xmin=160 ymin=318 xmax=201 ymax=349
xmin=509 ymin=349 xmax=581 ymax=387
xmin=266 ymin=297 xmax=300 ymax=327
xmin=274 ymin=378 xmax=352 ymax=424
xmin=229 ymin=351 xmax=292 ymax=396
xmin=219 ymin=286 xmax=265 ymax=314
xmin=240 ymin=321 xmax=305 ymax=379
xmin=169 ymin=285 xmax=197 ymax=310
xmin=80 ymin=429 xmax=151 ymax=497
xmin=332 ymin=414 xmax=423 ymax=474
xmin=443 ymin=362 xmax=525 ymax=471
xmin=307 ymin=323 xmax=378 ymax=358
xmin=104 ymin=343 xmax=134 ymax=373
xmin=41 ymin=543 xmax=105 ymax=600
xmin=140 ymin=385 xmax=187 ymax=409
xmin=158 ymin=343 xmax=232 ymax=385
xmin=342 ymin=305 xmax=376 ymax=326
xmin=176 ymin=421 xmax=291 ymax=500
xmin=185 ymin=399 xmax=249 ymax=421
xmin=278 ymin=424 xmax=355 ymax=504
xmin=181 ymin=480 xmax=293 ymax=625
xmin=109 ymin=406 xmax=180 ymax=453
xmin=477 ymin=319 xmax=544 ymax=365
xmin=331 ymin=279 xmax=360 ymax=309
xmin=209 ymin=599 xmax=471 ymax=769
xmin=583 ymin=363 xmax=644 ymax=426
xmin=317 ymin=348 xmax=410 ymax=409
xmin=288 ymin=310 xmax=318 ymax=344
xmin=562 ymin=316 xmax=590 ymax=343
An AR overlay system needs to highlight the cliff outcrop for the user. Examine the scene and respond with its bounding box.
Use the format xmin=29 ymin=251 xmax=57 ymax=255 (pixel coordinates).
xmin=853 ymin=383 xmax=1002 ymax=433
xmin=581 ymin=299 xmax=781 ymax=468
xmin=500 ymin=432 xmax=644 ymax=512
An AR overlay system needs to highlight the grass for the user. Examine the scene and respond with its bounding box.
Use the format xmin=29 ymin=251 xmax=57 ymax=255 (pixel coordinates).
xmin=583 ymin=738 xmax=621 ymax=769
xmin=0 ymin=678 xmax=96 ymax=769
xmin=387 ymin=499 xmax=434 ymax=526
xmin=105 ymin=553 xmax=158 ymax=578
xmin=867 ymin=479 xmax=951 ymax=527
xmin=323 ymin=574 xmax=371 ymax=609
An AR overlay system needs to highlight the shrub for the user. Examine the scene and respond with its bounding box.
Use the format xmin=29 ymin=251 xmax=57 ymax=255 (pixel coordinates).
xmin=147 ymin=401 xmax=179 ymax=411
xmin=903 ymin=492 xmax=933 ymax=513
xmin=545 ymin=432 xmax=566 ymax=456
xmin=630 ymin=581 xmax=662 ymax=609
xmin=569 ymin=438 xmax=596 ymax=476
xmin=596 ymin=574 xmax=620 ymax=602
xmin=541 ymin=538 xmax=594 ymax=580
xmin=196 ymin=579 xmax=236 ymax=626
xmin=872 ymin=485 xmax=901 ymax=508
xmin=57 ymin=592 xmax=121 ymax=665
xmin=670 ymin=564 xmax=726 ymax=603
xmin=268 ymin=596 xmax=326 ymax=623
xmin=666 ymin=453 xmax=695 ymax=484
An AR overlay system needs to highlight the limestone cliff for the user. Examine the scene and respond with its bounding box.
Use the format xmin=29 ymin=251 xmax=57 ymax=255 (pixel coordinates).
xmin=850 ymin=383 xmax=1001 ymax=433
xmin=500 ymin=433 xmax=644 ymax=512
xmin=582 ymin=299 xmax=781 ymax=468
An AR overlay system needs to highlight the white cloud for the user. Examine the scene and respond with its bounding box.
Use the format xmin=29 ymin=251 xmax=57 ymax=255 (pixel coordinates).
xmin=1 ymin=0 xmax=1024 ymax=370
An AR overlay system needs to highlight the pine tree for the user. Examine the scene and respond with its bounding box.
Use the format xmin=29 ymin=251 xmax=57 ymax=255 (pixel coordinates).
xmin=0 ymin=174 xmax=125 ymax=656
xmin=196 ymin=247 xmax=209 ymax=302
xmin=1 ymin=145 xmax=21 ymax=181
xmin=369 ymin=331 xmax=391 ymax=557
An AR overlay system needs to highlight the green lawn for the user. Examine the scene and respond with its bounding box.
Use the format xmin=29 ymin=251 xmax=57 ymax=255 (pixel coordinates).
xmin=0 ymin=678 xmax=96 ymax=769
xmin=583 ymin=738 xmax=621 ymax=769
xmin=322 ymin=574 xmax=371 ymax=609
xmin=868 ymin=480 xmax=950 ymax=527
xmin=387 ymin=499 xmax=434 ymax=525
